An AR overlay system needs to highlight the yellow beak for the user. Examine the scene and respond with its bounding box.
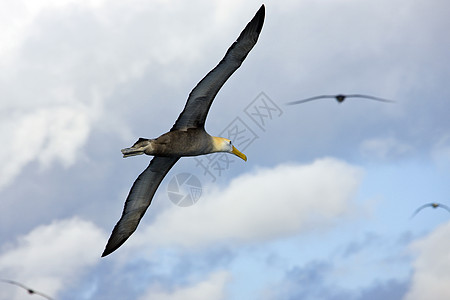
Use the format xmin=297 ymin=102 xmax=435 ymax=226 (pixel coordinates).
xmin=232 ymin=146 xmax=247 ymax=161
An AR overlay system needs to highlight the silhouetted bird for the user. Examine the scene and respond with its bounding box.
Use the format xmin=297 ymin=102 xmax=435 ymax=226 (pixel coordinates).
xmin=287 ymin=94 xmax=394 ymax=105
xmin=411 ymin=202 xmax=450 ymax=218
xmin=0 ymin=279 xmax=54 ymax=300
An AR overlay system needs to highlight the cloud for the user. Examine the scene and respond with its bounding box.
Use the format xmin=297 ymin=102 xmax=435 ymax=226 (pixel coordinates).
xmin=0 ymin=0 xmax=269 ymax=192
xmin=0 ymin=105 xmax=91 ymax=189
xmin=0 ymin=217 xmax=105 ymax=300
xmin=431 ymin=134 xmax=450 ymax=171
xmin=262 ymin=260 xmax=409 ymax=300
xmin=404 ymin=221 xmax=450 ymax=300
xmin=341 ymin=232 xmax=382 ymax=258
xmin=129 ymin=157 xmax=363 ymax=251
xmin=138 ymin=271 xmax=230 ymax=300
xmin=359 ymin=136 xmax=413 ymax=161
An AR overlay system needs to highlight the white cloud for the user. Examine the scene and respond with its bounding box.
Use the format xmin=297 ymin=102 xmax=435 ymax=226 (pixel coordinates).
xmin=0 ymin=106 xmax=91 ymax=189
xmin=0 ymin=0 xmax=107 ymax=63
xmin=0 ymin=0 xmax=266 ymax=191
xmin=359 ymin=136 xmax=413 ymax=160
xmin=0 ymin=217 xmax=105 ymax=300
xmin=404 ymin=221 xmax=450 ymax=300
xmin=138 ymin=271 xmax=230 ymax=300
xmin=131 ymin=158 xmax=363 ymax=250
xmin=431 ymin=134 xmax=450 ymax=170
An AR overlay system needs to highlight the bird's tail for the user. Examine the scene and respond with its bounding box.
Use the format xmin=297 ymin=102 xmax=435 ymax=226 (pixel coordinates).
xmin=121 ymin=138 xmax=152 ymax=158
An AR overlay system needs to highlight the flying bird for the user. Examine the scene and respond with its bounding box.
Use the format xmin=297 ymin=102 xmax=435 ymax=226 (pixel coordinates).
xmin=286 ymin=94 xmax=394 ymax=105
xmin=0 ymin=279 xmax=54 ymax=300
xmin=102 ymin=5 xmax=265 ymax=257
xmin=411 ymin=202 xmax=450 ymax=218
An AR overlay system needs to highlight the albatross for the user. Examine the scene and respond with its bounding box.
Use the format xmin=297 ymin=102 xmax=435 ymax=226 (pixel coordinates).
xmin=0 ymin=279 xmax=54 ymax=300
xmin=411 ymin=202 xmax=450 ymax=218
xmin=286 ymin=94 xmax=394 ymax=105
xmin=102 ymin=5 xmax=265 ymax=257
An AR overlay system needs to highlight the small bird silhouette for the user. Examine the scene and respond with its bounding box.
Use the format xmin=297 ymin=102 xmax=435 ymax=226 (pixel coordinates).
xmin=0 ymin=279 xmax=54 ymax=300
xmin=411 ymin=202 xmax=450 ymax=218
xmin=286 ymin=94 xmax=394 ymax=105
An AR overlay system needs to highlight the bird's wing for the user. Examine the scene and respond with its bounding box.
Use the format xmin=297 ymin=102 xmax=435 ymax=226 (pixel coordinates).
xmin=0 ymin=279 xmax=53 ymax=300
xmin=102 ymin=156 xmax=180 ymax=256
xmin=0 ymin=279 xmax=30 ymax=291
xmin=437 ymin=203 xmax=450 ymax=214
xmin=170 ymin=5 xmax=265 ymax=131
xmin=346 ymin=94 xmax=394 ymax=103
xmin=32 ymin=291 xmax=54 ymax=300
xmin=1 ymin=279 xmax=19 ymax=286
xmin=411 ymin=203 xmax=433 ymax=218
xmin=286 ymin=95 xmax=335 ymax=105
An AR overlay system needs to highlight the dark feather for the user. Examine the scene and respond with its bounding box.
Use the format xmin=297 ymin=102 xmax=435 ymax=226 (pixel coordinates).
xmin=102 ymin=157 xmax=179 ymax=256
xmin=170 ymin=5 xmax=265 ymax=131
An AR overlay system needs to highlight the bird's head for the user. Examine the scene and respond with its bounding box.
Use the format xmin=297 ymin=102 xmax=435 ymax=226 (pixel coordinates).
xmin=212 ymin=137 xmax=247 ymax=161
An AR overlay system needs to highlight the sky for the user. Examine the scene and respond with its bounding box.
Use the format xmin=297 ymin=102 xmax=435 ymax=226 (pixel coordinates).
xmin=1 ymin=0 xmax=450 ymax=299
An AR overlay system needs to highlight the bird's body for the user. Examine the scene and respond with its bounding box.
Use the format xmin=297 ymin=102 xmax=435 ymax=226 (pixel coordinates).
xmin=122 ymin=129 xmax=227 ymax=158
xmin=0 ymin=279 xmax=53 ymax=300
xmin=102 ymin=5 xmax=265 ymax=257
xmin=411 ymin=202 xmax=450 ymax=218
xmin=287 ymin=94 xmax=394 ymax=105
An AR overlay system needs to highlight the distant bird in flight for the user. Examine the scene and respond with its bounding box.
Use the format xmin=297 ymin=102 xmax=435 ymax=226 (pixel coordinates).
xmin=101 ymin=5 xmax=265 ymax=257
xmin=286 ymin=94 xmax=394 ymax=105
xmin=0 ymin=279 xmax=54 ymax=300
xmin=411 ymin=202 xmax=450 ymax=218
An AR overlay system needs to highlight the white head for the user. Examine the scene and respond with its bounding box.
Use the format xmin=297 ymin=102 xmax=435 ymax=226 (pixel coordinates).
xmin=212 ymin=137 xmax=247 ymax=161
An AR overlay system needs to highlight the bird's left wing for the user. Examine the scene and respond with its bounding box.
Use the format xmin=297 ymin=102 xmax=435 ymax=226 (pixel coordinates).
xmin=347 ymin=94 xmax=394 ymax=103
xmin=170 ymin=5 xmax=265 ymax=131
xmin=438 ymin=203 xmax=450 ymax=214
xmin=102 ymin=156 xmax=179 ymax=256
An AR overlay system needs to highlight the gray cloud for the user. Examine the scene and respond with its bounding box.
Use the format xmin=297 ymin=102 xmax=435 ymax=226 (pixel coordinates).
xmin=0 ymin=217 xmax=105 ymax=300
xmin=264 ymin=261 xmax=410 ymax=300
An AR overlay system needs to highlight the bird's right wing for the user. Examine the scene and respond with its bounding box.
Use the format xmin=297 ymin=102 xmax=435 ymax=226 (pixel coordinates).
xmin=102 ymin=156 xmax=179 ymax=256
xmin=286 ymin=95 xmax=334 ymax=105
xmin=170 ymin=5 xmax=265 ymax=131
xmin=411 ymin=203 xmax=432 ymax=218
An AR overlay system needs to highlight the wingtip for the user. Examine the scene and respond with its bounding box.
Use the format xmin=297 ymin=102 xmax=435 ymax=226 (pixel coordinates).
xmin=101 ymin=244 xmax=113 ymax=257
xmin=101 ymin=248 xmax=109 ymax=257
xmin=101 ymin=242 xmax=120 ymax=257
xmin=101 ymin=236 xmax=124 ymax=257
xmin=101 ymin=217 xmax=139 ymax=257
xmin=259 ymin=4 xmax=265 ymax=14
xmin=255 ymin=4 xmax=266 ymax=33
xmin=101 ymin=231 xmax=123 ymax=257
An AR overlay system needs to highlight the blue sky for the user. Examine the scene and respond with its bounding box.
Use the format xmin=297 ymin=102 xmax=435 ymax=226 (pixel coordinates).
xmin=1 ymin=0 xmax=450 ymax=299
